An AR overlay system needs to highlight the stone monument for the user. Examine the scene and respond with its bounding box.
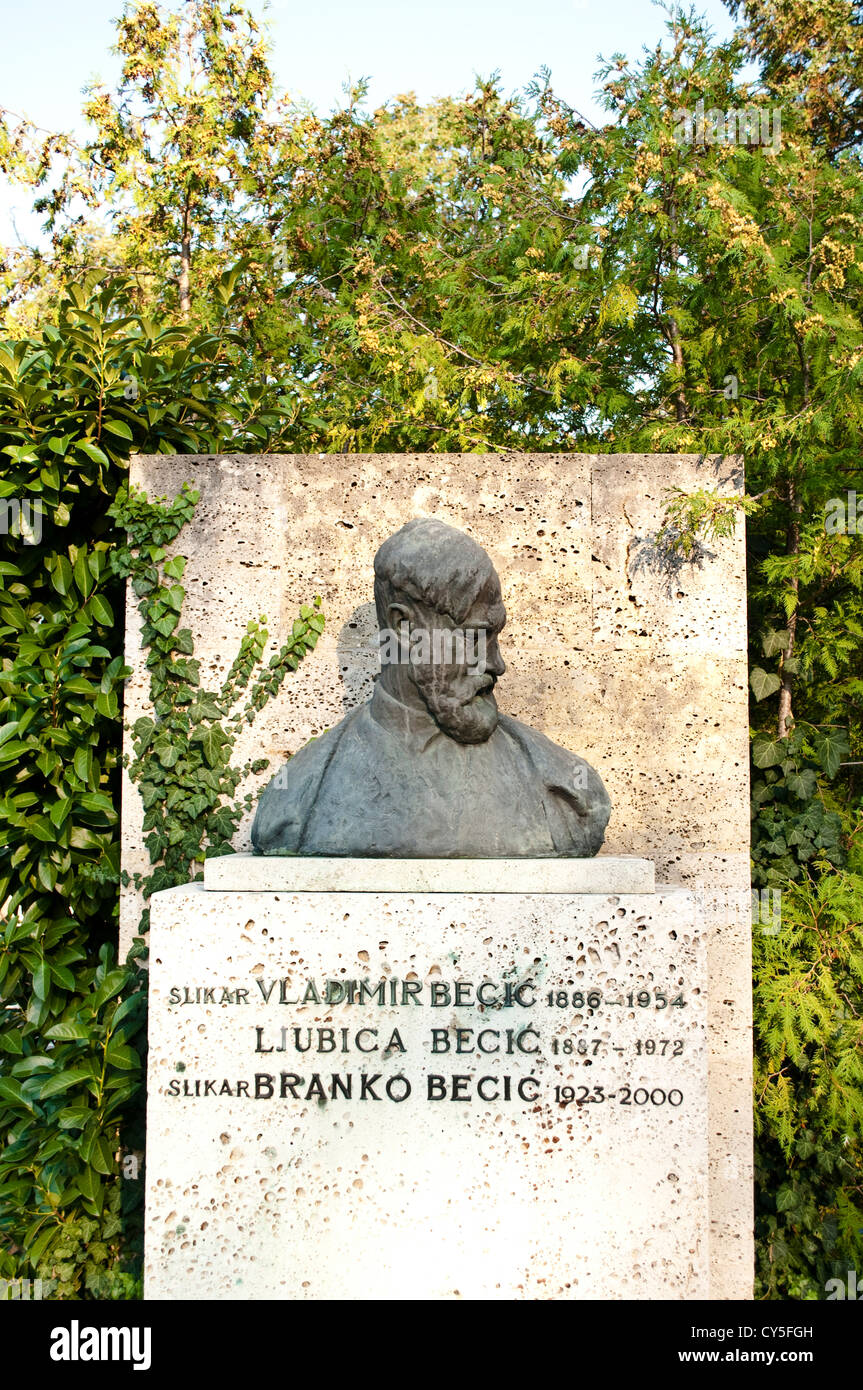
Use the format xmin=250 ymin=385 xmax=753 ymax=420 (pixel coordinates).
xmin=132 ymin=452 xmax=753 ymax=1301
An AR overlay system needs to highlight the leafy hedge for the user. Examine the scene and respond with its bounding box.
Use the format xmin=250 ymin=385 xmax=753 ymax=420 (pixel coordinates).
xmin=0 ymin=274 xmax=302 ymax=1295
xmin=750 ymin=735 xmax=863 ymax=1298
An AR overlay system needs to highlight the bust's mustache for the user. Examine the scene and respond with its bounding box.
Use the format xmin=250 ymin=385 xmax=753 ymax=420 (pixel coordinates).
xmin=464 ymin=672 xmax=496 ymax=703
xmin=412 ymin=664 xmax=497 ymax=700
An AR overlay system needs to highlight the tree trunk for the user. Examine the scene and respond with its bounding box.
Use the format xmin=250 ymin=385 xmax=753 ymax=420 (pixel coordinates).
xmin=668 ymin=315 xmax=689 ymax=422
xmin=777 ymin=478 xmax=801 ymax=738
xmin=665 ymin=203 xmax=689 ymax=422
xmin=179 ymin=195 xmax=192 ymax=321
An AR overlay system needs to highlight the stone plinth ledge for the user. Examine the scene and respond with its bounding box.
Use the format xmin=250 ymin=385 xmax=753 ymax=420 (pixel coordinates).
xmin=202 ymin=853 xmax=655 ymax=895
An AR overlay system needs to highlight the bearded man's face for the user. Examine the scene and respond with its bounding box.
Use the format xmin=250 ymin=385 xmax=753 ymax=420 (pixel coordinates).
xmin=407 ymin=577 xmax=507 ymax=745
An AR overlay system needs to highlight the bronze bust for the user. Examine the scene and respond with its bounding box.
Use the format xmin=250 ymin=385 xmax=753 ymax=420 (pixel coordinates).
xmin=252 ymin=518 xmax=611 ymax=857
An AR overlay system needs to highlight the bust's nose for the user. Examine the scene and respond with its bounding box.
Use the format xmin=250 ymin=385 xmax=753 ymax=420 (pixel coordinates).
xmin=486 ymin=638 xmax=506 ymax=679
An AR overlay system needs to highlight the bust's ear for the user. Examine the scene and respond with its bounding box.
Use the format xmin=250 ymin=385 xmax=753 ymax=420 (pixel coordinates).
xmin=385 ymin=600 xmax=413 ymax=632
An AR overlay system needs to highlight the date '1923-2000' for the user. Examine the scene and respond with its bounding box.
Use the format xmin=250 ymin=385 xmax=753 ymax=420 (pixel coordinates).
xmin=554 ymin=1084 xmax=684 ymax=1107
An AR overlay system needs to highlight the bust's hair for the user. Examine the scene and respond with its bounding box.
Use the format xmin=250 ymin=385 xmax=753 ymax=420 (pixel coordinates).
xmin=373 ymin=518 xmax=496 ymax=627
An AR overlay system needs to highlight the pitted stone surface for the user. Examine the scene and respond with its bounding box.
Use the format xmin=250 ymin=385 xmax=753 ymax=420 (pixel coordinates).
xmin=122 ymin=451 xmax=752 ymax=1298
xmin=146 ymin=882 xmax=706 ymax=1301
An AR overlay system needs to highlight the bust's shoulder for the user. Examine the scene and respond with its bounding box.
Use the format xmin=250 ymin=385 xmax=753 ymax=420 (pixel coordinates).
xmin=496 ymin=713 xmax=611 ymax=852
xmin=497 ymin=712 xmax=610 ymax=805
xmin=497 ymin=713 xmax=592 ymax=772
xmin=278 ymin=701 xmax=372 ymax=775
xmin=251 ymin=704 xmax=372 ymax=853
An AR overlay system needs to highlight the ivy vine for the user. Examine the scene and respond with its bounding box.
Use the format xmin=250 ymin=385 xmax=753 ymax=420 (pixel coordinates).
xmin=109 ymin=481 xmax=324 ymax=930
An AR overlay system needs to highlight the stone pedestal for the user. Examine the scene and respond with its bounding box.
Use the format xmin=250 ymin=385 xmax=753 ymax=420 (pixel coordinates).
xmin=144 ymin=864 xmax=710 ymax=1300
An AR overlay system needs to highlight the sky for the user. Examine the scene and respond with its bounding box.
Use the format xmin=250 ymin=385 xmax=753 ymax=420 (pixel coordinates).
xmin=0 ymin=0 xmax=740 ymax=247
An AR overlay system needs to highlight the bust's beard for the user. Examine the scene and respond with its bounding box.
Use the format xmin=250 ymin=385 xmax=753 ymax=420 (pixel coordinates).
xmin=411 ymin=666 xmax=499 ymax=744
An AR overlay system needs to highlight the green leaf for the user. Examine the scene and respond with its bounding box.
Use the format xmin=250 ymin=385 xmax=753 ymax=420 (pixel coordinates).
xmin=88 ymin=594 xmax=114 ymax=625
xmin=72 ymin=746 xmax=92 ymax=784
xmin=63 ymin=676 xmax=95 ymax=695
xmin=90 ymin=1134 xmax=117 ymax=1175
xmin=111 ymin=993 xmax=145 ymax=1029
xmin=78 ymin=442 xmax=110 ymax=467
xmin=28 ymin=815 xmax=58 ymax=843
xmin=0 ymin=1078 xmax=32 ymax=1109
xmin=37 ymin=858 xmax=57 ymax=891
xmin=786 ymin=769 xmax=817 ymax=799
xmin=91 ymin=970 xmax=127 ymax=1010
xmin=154 ymin=740 xmax=179 ymax=768
xmin=0 ymin=738 xmax=30 ymax=764
xmin=73 ymin=551 xmax=94 ymax=599
xmin=51 ymin=962 xmax=78 ymax=992
xmin=105 ymin=1042 xmax=139 ymax=1070
xmin=11 ymin=1055 xmax=53 ymax=1077
xmin=198 ymin=726 xmax=227 ymax=767
xmin=43 ymin=1021 xmax=92 ymax=1041
xmin=27 ymin=1226 xmax=58 ymax=1266
xmin=78 ymin=791 xmax=115 ymax=815
xmin=95 ymin=689 xmax=117 ymax=718
xmin=750 ymin=667 xmax=781 ymax=702
xmin=51 ymin=556 xmax=74 ymax=595
xmin=752 ymin=737 xmax=784 ymax=769
xmin=132 ymin=717 xmax=156 ymax=744
xmin=76 ymin=1166 xmax=101 ymax=1202
xmin=813 ymin=729 xmax=850 ymax=780
xmin=38 ymin=1068 xmax=93 ymax=1100
xmin=102 ymin=417 xmax=134 ymax=441
xmin=33 ymin=960 xmax=51 ymax=1000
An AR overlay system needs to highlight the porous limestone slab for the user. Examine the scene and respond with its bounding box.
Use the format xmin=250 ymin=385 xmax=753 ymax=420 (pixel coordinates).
xmin=145 ymin=882 xmax=707 ymax=1301
xmin=203 ymin=853 xmax=656 ymax=895
xmin=120 ymin=452 xmax=748 ymax=949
